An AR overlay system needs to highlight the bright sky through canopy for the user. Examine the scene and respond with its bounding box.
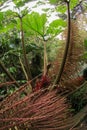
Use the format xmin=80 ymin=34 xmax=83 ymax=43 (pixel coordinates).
xmin=1 ymin=0 xmax=58 ymax=23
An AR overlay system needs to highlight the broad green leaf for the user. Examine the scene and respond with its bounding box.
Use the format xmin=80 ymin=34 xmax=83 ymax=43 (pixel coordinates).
xmin=23 ymin=22 xmax=35 ymax=36
xmin=42 ymin=8 xmax=50 ymax=12
xmin=23 ymin=12 xmax=47 ymax=36
xmin=47 ymin=19 xmax=66 ymax=36
xmin=0 ymin=12 xmax=4 ymax=29
xmin=47 ymin=26 xmax=62 ymax=36
xmin=49 ymin=19 xmax=66 ymax=27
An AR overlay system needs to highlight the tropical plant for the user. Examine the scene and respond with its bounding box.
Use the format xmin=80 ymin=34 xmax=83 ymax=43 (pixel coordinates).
xmin=0 ymin=0 xmax=87 ymax=129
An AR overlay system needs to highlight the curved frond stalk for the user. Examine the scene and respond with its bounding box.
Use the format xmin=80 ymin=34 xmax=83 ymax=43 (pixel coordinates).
xmin=51 ymin=1 xmax=71 ymax=89
xmin=19 ymin=57 xmax=32 ymax=93
xmin=43 ymin=40 xmax=48 ymax=76
xmin=19 ymin=57 xmax=28 ymax=81
xmin=50 ymin=10 xmax=84 ymax=91
xmin=20 ymin=17 xmax=32 ymax=81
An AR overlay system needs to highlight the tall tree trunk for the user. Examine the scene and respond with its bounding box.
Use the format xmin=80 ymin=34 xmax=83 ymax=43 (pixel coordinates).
xmin=53 ymin=1 xmax=71 ymax=86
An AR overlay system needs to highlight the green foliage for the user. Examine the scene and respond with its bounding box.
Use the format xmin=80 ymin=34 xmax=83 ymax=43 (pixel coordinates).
xmin=12 ymin=0 xmax=35 ymax=7
xmin=46 ymin=39 xmax=60 ymax=61
xmin=0 ymin=0 xmax=8 ymax=7
xmin=9 ymin=66 xmax=17 ymax=74
xmin=23 ymin=12 xmax=47 ymax=36
xmin=68 ymin=83 xmax=87 ymax=113
xmin=47 ymin=19 xmax=66 ymax=37
xmin=49 ymin=0 xmax=58 ymax=4
xmin=83 ymin=52 xmax=87 ymax=60
xmin=82 ymin=39 xmax=87 ymax=60
xmin=70 ymin=0 xmax=78 ymax=10
xmin=49 ymin=0 xmax=65 ymax=4
xmin=49 ymin=0 xmax=79 ymax=11
xmin=84 ymin=39 xmax=87 ymax=49
xmin=23 ymin=12 xmax=66 ymax=39
xmin=0 ymin=10 xmax=18 ymax=33
xmin=56 ymin=5 xmax=67 ymax=13
xmin=0 ymin=12 xmax=4 ymax=28
xmin=49 ymin=19 xmax=66 ymax=28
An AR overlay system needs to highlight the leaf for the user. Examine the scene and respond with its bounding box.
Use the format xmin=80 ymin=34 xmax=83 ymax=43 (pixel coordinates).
xmin=0 ymin=12 xmax=4 ymax=29
xmin=0 ymin=0 xmax=8 ymax=7
xmin=84 ymin=39 xmax=87 ymax=48
xmin=23 ymin=12 xmax=47 ymax=36
xmin=0 ymin=12 xmax=4 ymax=20
xmin=83 ymin=52 xmax=87 ymax=60
xmin=13 ymin=0 xmax=25 ymax=7
xmin=11 ymin=19 xmax=17 ymax=24
xmin=47 ymin=19 xmax=66 ymax=36
xmin=21 ymin=8 xmax=28 ymax=17
xmin=49 ymin=0 xmax=65 ymax=4
xmin=49 ymin=19 xmax=66 ymax=27
xmin=0 ymin=20 xmax=17 ymax=33
xmin=0 ymin=10 xmax=18 ymax=33
xmin=56 ymin=5 xmax=67 ymax=13
xmin=13 ymin=0 xmax=35 ymax=7
xmin=9 ymin=67 xmax=16 ymax=73
xmin=4 ymin=10 xmax=14 ymax=16
xmin=70 ymin=0 xmax=78 ymax=10
xmin=42 ymin=8 xmax=50 ymax=12
xmin=49 ymin=0 xmax=58 ymax=4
